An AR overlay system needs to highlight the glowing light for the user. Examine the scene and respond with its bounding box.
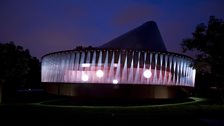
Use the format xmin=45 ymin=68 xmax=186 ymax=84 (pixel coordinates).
xmin=192 ymin=69 xmax=196 ymax=87
xmin=143 ymin=70 xmax=152 ymax=78
xmin=81 ymin=74 xmax=89 ymax=81
xmin=81 ymin=63 xmax=90 ymax=67
xmin=96 ymin=70 xmax=104 ymax=78
xmin=112 ymin=79 xmax=118 ymax=84
xmin=42 ymin=50 xmax=195 ymax=87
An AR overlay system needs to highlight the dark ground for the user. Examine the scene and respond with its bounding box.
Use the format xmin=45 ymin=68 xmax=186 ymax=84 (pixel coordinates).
xmin=1 ymin=90 xmax=224 ymax=126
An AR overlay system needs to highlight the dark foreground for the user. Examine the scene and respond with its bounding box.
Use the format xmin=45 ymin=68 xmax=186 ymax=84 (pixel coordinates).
xmin=1 ymin=90 xmax=224 ymax=126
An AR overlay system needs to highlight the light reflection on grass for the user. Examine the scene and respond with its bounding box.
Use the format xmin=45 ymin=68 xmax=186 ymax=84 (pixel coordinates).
xmin=31 ymin=97 xmax=206 ymax=109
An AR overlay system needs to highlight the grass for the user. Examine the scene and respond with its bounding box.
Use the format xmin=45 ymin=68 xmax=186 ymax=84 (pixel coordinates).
xmin=32 ymin=97 xmax=204 ymax=109
xmin=1 ymin=91 xmax=224 ymax=125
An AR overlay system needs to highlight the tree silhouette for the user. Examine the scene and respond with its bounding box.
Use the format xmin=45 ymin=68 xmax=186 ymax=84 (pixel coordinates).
xmin=181 ymin=16 xmax=224 ymax=101
xmin=0 ymin=42 xmax=40 ymax=102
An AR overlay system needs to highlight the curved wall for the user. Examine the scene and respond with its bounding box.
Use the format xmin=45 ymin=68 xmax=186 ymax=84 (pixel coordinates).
xmin=42 ymin=49 xmax=196 ymax=87
xmin=43 ymin=82 xmax=193 ymax=99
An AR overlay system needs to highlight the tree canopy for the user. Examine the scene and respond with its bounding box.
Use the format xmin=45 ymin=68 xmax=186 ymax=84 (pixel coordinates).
xmin=0 ymin=42 xmax=40 ymax=88
xmin=181 ymin=16 xmax=224 ymax=99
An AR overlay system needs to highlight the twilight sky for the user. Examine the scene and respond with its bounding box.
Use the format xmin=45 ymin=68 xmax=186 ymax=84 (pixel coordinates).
xmin=0 ymin=0 xmax=224 ymax=59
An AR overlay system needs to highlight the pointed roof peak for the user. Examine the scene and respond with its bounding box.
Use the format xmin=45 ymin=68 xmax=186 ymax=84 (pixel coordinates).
xmin=143 ymin=20 xmax=156 ymax=25
xmin=99 ymin=21 xmax=167 ymax=52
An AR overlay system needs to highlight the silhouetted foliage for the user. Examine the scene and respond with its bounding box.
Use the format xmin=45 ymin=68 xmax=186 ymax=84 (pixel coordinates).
xmin=75 ymin=45 xmax=83 ymax=50
xmin=74 ymin=45 xmax=95 ymax=50
xmin=0 ymin=42 xmax=41 ymax=102
xmin=181 ymin=16 xmax=224 ymax=101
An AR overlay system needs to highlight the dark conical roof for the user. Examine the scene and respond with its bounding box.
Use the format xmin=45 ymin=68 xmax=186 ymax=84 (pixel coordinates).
xmin=99 ymin=21 xmax=167 ymax=52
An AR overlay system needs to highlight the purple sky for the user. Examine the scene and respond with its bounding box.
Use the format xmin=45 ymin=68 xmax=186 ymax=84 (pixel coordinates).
xmin=0 ymin=0 xmax=224 ymax=59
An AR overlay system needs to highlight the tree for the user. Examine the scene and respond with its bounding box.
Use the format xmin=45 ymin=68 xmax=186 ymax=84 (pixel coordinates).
xmin=181 ymin=16 xmax=224 ymax=102
xmin=0 ymin=42 xmax=41 ymax=102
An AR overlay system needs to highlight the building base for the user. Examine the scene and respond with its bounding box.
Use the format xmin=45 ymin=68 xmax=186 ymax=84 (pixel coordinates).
xmin=43 ymin=83 xmax=192 ymax=99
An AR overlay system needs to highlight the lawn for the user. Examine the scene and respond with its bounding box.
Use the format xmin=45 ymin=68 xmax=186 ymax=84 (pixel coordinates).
xmin=0 ymin=91 xmax=224 ymax=126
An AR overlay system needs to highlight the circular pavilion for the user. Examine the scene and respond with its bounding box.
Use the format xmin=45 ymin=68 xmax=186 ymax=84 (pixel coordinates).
xmin=41 ymin=21 xmax=196 ymax=99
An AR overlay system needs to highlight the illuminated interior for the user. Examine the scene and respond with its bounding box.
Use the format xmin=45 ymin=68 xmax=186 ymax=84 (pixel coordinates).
xmin=41 ymin=49 xmax=196 ymax=87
